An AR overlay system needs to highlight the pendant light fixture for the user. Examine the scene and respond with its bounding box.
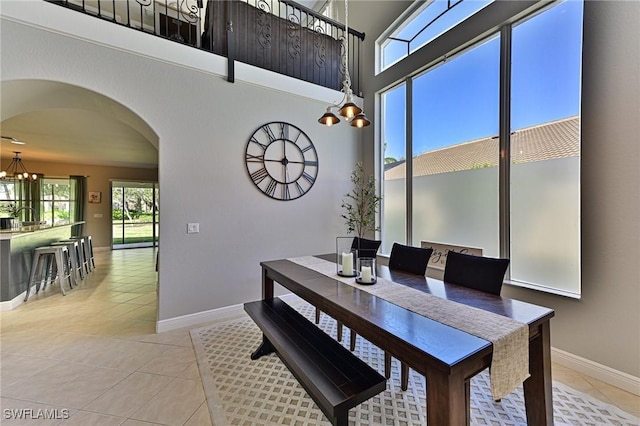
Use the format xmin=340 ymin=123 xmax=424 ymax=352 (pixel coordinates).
xmin=318 ymin=0 xmax=370 ymax=128
xmin=0 ymin=151 xmax=38 ymax=181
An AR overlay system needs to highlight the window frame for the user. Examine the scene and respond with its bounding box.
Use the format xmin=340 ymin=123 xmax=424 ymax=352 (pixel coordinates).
xmin=376 ymin=0 xmax=494 ymax=73
xmin=41 ymin=177 xmax=75 ymax=226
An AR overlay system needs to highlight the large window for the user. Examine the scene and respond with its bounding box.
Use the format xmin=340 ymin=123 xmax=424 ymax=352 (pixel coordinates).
xmin=41 ymin=178 xmax=76 ymax=225
xmin=380 ymin=0 xmax=583 ymax=297
xmin=509 ymin=1 xmax=582 ymax=295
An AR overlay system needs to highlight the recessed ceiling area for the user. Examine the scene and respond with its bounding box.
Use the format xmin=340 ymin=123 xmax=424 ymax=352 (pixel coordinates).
xmin=1 ymin=80 xmax=158 ymax=169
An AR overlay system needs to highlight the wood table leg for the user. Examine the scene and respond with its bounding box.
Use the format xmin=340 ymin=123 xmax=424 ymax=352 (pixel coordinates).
xmin=384 ymin=352 xmax=392 ymax=379
xmin=426 ymin=370 xmax=469 ymax=425
xmin=523 ymin=321 xmax=553 ymax=425
xmin=401 ymin=363 xmax=409 ymax=391
xmin=262 ymin=267 xmax=274 ymax=300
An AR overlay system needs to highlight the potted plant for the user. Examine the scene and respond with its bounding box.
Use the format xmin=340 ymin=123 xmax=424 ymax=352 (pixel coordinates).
xmin=0 ymin=203 xmax=19 ymax=229
xmin=341 ymin=162 xmax=382 ymax=238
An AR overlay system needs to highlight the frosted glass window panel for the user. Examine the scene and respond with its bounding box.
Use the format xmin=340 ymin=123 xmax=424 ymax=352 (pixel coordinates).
xmin=510 ymin=0 xmax=582 ymax=295
xmin=382 ymin=177 xmax=406 ymax=254
xmin=510 ymin=157 xmax=580 ymax=295
xmin=412 ymin=168 xmax=499 ymax=257
xmin=381 ymin=83 xmax=407 ymax=254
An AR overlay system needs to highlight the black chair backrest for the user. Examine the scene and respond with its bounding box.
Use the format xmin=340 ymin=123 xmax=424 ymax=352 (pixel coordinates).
xmin=443 ymin=251 xmax=509 ymax=296
xmin=388 ymin=243 xmax=433 ymax=276
xmin=351 ymin=237 xmax=382 ymax=259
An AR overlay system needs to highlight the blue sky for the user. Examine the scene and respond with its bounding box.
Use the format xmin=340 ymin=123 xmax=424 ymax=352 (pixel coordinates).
xmin=383 ymin=0 xmax=583 ymax=161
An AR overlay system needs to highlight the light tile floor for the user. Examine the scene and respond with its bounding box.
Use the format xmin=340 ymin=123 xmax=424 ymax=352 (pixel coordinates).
xmin=1 ymin=248 xmax=638 ymax=425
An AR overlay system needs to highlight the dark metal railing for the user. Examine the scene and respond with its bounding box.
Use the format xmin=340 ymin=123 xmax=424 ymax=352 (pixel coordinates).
xmin=46 ymin=0 xmax=364 ymax=94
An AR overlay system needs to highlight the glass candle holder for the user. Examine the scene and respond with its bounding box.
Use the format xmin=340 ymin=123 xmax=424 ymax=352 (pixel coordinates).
xmin=336 ymin=237 xmax=357 ymax=277
xmin=356 ymin=257 xmax=377 ymax=284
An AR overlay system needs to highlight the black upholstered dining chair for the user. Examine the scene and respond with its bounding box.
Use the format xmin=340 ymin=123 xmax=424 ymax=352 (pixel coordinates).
xmin=315 ymin=237 xmax=382 ymax=342
xmin=388 ymin=242 xmax=433 ymax=275
xmin=443 ymin=251 xmax=510 ymax=296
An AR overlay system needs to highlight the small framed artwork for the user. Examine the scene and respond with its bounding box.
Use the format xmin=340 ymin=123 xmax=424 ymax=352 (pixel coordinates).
xmin=88 ymin=191 xmax=102 ymax=204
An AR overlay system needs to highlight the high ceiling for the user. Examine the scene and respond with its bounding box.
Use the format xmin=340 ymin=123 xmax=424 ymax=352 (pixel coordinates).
xmin=1 ymin=80 xmax=158 ymax=169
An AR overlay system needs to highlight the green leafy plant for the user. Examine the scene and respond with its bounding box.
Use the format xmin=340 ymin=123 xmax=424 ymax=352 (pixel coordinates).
xmin=341 ymin=162 xmax=382 ymax=238
xmin=0 ymin=203 xmax=19 ymax=217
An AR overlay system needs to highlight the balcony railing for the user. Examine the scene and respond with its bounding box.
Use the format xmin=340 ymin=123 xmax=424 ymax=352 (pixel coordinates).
xmin=46 ymin=0 xmax=365 ymax=94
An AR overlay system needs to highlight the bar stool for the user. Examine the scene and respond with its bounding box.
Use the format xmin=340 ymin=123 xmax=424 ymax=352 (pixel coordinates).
xmin=84 ymin=235 xmax=95 ymax=270
xmin=61 ymin=237 xmax=88 ymax=274
xmin=25 ymin=245 xmax=73 ymax=301
xmin=50 ymin=240 xmax=84 ymax=285
xmin=62 ymin=235 xmax=94 ymax=274
xmin=75 ymin=235 xmax=95 ymax=272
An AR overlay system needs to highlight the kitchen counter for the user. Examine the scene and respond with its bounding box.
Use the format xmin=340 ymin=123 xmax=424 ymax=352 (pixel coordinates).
xmin=0 ymin=223 xmax=54 ymax=240
xmin=1 ymin=222 xmax=85 ymax=304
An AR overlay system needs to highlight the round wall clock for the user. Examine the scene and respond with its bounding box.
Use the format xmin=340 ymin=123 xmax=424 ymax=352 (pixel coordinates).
xmin=245 ymin=122 xmax=319 ymax=201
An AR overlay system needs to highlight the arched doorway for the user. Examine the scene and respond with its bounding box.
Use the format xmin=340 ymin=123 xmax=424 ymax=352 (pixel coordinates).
xmin=1 ymin=79 xmax=159 ymax=309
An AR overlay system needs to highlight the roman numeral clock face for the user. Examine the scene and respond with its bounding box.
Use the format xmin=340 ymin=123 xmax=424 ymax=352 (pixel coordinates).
xmin=245 ymin=122 xmax=318 ymax=201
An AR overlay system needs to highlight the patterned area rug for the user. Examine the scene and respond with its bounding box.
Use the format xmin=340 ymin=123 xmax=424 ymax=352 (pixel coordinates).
xmin=190 ymin=302 xmax=639 ymax=426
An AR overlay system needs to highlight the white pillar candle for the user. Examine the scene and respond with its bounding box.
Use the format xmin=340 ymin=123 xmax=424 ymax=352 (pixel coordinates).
xmin=361 ymin=266 xmax=372 ymax=282
xmin=342 ymin=252 xmax=353 ymax=275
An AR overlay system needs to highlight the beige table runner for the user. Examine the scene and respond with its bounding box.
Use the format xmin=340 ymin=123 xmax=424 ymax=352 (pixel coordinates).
xmin=287 ymin=255 xmax=529 ymax=400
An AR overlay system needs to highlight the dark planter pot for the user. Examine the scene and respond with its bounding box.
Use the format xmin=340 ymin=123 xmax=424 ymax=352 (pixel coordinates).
xmin=0 ymin=217 xmax=13 ymax=229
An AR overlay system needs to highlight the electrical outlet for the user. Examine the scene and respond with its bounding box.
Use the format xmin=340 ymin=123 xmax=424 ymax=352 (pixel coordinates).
xmin=187 ymin=223 xmax=199 ymax=234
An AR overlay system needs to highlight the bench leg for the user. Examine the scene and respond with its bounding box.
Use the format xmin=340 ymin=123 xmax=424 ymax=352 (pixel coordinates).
xmin=332 ymin=412 xmax=349 ymax=426
xmin=250 ymin=335 xmax=276 ymax=360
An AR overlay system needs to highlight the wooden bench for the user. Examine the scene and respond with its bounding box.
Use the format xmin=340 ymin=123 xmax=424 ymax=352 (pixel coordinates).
xmin=244 ymin=298 xmax=386 ymax=426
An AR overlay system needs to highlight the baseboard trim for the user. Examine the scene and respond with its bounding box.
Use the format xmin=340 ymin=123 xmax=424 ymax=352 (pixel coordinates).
xmin=0 ymin=287 xmax=36 ymax=312
xmin=552 ymin=347 xmax=640 ymax=396
xmin=155 ymin=293 xmax=302 ymax=333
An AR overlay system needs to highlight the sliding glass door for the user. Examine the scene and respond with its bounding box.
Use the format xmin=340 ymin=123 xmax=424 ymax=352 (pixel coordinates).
xmin=111 ymin=181 xmax=159 ymax=249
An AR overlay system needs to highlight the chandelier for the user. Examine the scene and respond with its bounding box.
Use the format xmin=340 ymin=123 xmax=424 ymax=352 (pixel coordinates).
xmin=318 ymin=0 xmax=370 ymax=128
xmin=0 ymin=151 xmax=38 ymax=181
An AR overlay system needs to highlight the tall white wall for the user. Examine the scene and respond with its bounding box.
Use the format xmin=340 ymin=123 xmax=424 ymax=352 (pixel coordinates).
xmin=1 ymin=1 xmax=361 ymax=322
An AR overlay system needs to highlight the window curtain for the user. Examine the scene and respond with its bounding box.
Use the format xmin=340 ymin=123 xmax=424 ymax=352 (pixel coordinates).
xmin=23 ymin=175 xmax=43 ymax=222
xmin=70 ymin=175 xmax=86 ymax=237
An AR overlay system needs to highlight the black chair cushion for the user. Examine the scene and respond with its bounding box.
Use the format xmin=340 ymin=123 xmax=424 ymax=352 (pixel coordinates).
xmin=351 ymin=237 xmax=382 ymax=259
xmin=388 ymin=243 xmax=433 ymax=275
xmin=443 ymin=251 xmax=509 ymax=296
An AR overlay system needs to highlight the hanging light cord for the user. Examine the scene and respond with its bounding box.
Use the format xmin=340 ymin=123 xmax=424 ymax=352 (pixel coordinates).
xmin=318 ymin=0 xmax=369 ymax=127
xmin=342 ymin=0 xmax=352 ymax=99
xmin=328 ymin=0 xmax=352 ymax=109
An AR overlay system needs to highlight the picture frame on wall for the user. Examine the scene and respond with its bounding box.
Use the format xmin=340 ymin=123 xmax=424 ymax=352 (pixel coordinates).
xmin=88 ymin=191 xmax=102 ymax=204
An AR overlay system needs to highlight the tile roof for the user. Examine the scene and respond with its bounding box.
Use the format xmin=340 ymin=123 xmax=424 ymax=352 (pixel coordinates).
xmin=385 ymin=116 xmax=580 ymax=180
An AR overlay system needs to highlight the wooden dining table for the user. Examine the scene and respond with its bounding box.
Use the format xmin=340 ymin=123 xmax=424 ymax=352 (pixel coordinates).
xmin=259 ymin=254 xmax=555 ymax=425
